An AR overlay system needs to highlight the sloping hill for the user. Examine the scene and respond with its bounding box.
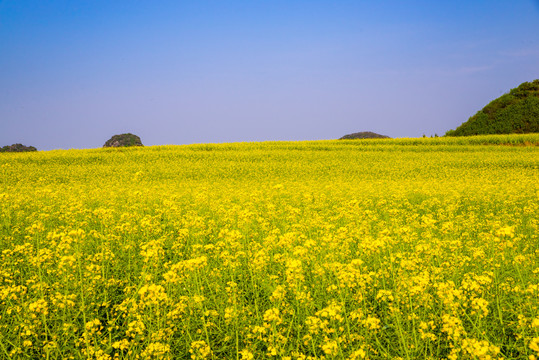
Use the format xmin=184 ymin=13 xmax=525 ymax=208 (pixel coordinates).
xmin=446 ymin=80 xmax=539 ymax=136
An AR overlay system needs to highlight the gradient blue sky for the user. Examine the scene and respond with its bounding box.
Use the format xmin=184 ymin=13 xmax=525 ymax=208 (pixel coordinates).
xmin=1 ymin=1 xmax=539 ymax=150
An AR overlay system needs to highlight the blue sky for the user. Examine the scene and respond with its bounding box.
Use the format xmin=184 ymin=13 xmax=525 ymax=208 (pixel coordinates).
xmin=1 ymin=1 xmax=538 ymax=150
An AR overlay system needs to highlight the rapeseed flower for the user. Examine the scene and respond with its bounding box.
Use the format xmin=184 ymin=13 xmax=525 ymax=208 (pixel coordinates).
xmin=1 ymin=135 xmax=537 ymax=358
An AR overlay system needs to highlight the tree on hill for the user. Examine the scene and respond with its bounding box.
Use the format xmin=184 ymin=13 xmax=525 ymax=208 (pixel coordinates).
xmin=339 ymin=131 xmax=390 ymax=140
xmin=103 ymin=133 xmax=143 ymax=147
xmin=0 ymin=144 xmax=37 ymax=152
xmin=446 ymin=79 xmax=539 ymax=136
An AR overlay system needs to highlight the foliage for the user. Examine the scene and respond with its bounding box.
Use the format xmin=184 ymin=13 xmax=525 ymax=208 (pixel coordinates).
xmin=446 ymin=79 xmax=539 ymax=136
xmin=0 ymin=135 xmax=538 ymax=359
xmin=103 ymin=133 xmax=143 ymax=147
xmin=0 ymin=143 xmax=37 ymax=152
xmin=339 ymin=131 xmax=390 ymax=139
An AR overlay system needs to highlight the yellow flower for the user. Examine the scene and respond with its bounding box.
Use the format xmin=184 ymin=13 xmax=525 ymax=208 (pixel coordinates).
xmin=461 ymin=338 xmax=500 ymax=359
xmin=126 ymin=319 xmax=146 ymax=338
xmin=321 ymin=340 xmax=339 ymax=356
xmin=239 ymin=349 xmax=254 ymax=360
xmin=189 ymin=340 xmax=212 ymax=360
xmin=471 ymin=297 xmax=489 ymax=318
xmin=496 ymin=226 xmax=515 ymax=238
xmin=28 ymin=299 xmax=48 ymax=317
xmin=112 ymin=339 xmax=130 ymax=350
xmin=263 ymin=308 xmax=282 ymax=323
xmin=141 ymin=342 xmax=171 ymax=359
xmin=530 ymin=337 xmax=539 ymax=353
xmin=363 ymin=316 xmax=381 ymax=330
xmin=348 ymin=348 xmax=366 ymax=359
xmin=270 ymin=285 xmax=286 ymax=302
xmin=85 ymin=319 xmax=102 ymax=334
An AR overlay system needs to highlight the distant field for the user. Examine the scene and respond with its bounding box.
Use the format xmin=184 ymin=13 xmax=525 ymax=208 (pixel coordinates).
xmin=1 ymin=134 xmax=538 ymax=359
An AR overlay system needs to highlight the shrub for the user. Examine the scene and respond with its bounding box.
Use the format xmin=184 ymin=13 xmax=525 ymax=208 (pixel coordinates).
xmin=0 ymin=144 xmax=37 ymax=152
xmin=103 ymin=133 xmax=143 ymax=147
xmin=339 ymin=131 xmax=390 ymax=140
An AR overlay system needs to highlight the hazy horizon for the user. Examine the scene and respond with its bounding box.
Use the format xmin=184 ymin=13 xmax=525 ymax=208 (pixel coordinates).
xmin=2 ymin=1 xmax=539 ymax=150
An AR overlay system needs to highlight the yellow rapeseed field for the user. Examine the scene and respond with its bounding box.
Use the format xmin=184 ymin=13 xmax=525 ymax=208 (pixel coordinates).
xmin=0 ymin=134 xmax=538 ymax=359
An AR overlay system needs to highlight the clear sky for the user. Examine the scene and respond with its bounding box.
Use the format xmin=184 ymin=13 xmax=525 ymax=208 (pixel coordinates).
xmin=1 ymin=1 xmax=539 ymax=150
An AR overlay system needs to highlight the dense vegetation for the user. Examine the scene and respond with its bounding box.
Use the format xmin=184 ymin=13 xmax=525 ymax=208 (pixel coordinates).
xmin=1 ymin=135 xmax=538 ymax=359
xmin=446 ymin=80 xmax=539 ymax=136
xmin=103 ymin=133 xmax=143 ymax=147
xmin=0 ymin=144 xmax=37 ymax=152
xmin=339 ymin=131 xmax=390 ymax=140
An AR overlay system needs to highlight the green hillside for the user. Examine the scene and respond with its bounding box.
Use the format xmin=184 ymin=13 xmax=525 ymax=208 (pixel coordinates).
xmin=446 ymin=79 xmax=539 ymax=136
